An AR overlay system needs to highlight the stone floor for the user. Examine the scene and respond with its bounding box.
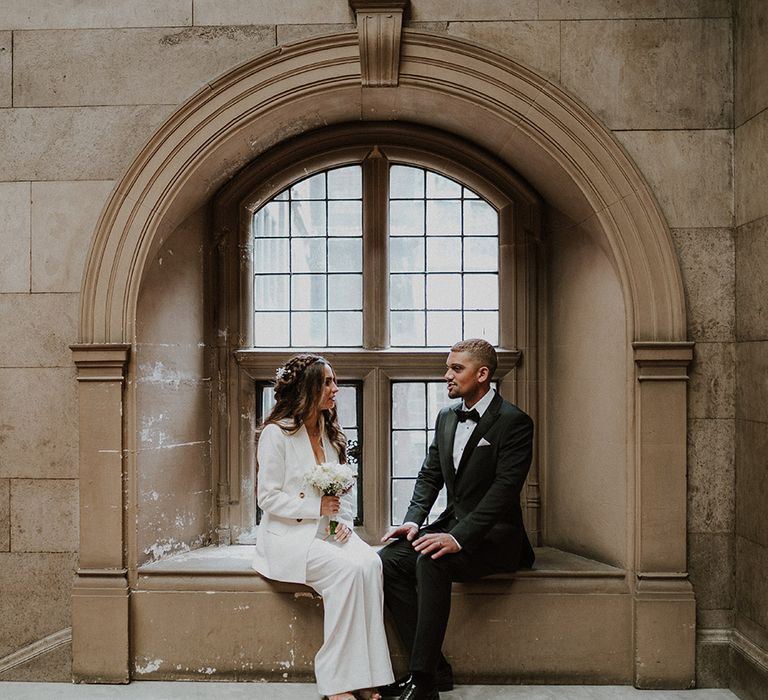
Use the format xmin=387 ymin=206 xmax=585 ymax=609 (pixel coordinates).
xmin=0 ymin=682 xmax=739 ymax=699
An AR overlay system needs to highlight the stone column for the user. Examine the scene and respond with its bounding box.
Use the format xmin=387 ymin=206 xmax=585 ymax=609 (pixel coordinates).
xmin=70 ymin=344 xmax=131 ymax=683
xmin=632 ymin=341 xmax=695 ymax=689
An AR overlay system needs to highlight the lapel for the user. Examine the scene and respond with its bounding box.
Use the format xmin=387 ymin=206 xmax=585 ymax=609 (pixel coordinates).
xmin=440 ymin=406 xmax=459 ymax=487
xmin=454 ymin=392 xmax=502 ymax=484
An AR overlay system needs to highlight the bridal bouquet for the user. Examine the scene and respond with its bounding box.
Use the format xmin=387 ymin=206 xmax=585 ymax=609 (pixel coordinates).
xmin=305 ymin=461 xmax=356 ymax=536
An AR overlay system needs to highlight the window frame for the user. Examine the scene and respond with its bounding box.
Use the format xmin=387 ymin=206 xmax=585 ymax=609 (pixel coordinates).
xmin=211 ymin=123 xmax=542 ymax=546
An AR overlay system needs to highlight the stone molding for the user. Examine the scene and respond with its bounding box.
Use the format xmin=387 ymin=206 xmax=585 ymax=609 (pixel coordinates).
xmin=349 ymin=0 xmax=408 ymax=86
xmin=0 ymin=628 xmax=71 ymax=675
xmin=73 ymin=29 xmax=694 ymax=686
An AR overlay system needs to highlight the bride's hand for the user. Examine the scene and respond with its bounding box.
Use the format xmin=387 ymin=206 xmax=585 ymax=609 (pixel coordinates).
xmin=332 ymin=523 xmax=351 ymax=543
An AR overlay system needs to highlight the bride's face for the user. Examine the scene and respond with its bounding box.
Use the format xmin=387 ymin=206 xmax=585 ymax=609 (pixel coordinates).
xmin=318 ymin=363 xmax=339 ymax=412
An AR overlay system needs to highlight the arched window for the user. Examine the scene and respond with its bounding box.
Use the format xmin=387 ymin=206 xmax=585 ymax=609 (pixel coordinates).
xmin=213 ymin=124 xmax=541 ymax=544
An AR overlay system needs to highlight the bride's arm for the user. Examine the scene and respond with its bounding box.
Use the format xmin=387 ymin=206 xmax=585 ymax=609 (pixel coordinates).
xmin=257 ymin=424 xmax=322 ymax=519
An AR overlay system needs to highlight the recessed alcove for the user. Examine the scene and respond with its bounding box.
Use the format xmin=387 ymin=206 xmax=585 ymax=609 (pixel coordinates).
xmin=73 ymin=29 xmax=693 ymax=688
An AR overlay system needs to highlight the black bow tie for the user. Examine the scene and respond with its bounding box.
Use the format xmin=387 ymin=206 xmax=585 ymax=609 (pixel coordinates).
xmin=455 ymin=407 xmax=480 ymax=423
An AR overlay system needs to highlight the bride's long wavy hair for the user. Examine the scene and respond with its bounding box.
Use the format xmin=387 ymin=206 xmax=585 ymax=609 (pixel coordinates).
xmin=262 ymin=353 xmax=347 ymax=463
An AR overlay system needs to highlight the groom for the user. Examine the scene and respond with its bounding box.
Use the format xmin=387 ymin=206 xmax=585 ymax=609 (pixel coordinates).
xmin=379 ymin=338 xmax=535 ymax=700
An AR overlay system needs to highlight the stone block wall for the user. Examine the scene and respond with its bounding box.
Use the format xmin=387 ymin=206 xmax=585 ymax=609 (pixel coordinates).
xmin=733 ymin=2 xmax=768 ymax=698
xmin=0 ymin=0 xmax=749 ymax=688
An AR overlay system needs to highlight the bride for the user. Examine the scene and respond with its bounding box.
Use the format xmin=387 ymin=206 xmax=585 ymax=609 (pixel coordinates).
xmin=253 ymin=353 xmax=394 ymax=700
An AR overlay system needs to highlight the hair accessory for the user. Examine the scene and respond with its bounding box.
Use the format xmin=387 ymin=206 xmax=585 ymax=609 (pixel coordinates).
xmin=275 ymin=366 xmax=287 ymax=381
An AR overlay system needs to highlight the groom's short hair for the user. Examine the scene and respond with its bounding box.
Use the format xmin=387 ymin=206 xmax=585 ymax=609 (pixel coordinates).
xmin=451 ymin=338 xmax=497 ymax=378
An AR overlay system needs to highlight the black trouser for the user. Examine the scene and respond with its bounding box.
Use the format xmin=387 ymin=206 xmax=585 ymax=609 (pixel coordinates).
xmin=379 ymin=531 xmax=521 ymax=675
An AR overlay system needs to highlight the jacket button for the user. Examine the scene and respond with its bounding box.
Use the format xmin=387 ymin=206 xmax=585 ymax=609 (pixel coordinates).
xmin=299 ymin=492 xmax=305 ymax=499
xmin=296 ymin=518 xmax=303 ymax=522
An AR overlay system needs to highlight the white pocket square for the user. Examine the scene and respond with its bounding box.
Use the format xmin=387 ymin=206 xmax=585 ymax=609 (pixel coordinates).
xmin=478 ymin=438 xmax=492 ymax=447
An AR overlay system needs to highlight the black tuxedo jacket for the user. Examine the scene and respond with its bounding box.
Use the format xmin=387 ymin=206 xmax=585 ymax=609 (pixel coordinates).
xmin=403 ymin=391 xmax=535 ymax=569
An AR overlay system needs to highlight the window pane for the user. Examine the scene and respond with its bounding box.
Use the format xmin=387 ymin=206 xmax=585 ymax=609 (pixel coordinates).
xmin=464 ymin=274 xmax=498 ymax=310
xmin=254 ymin=239 xmax=289 ymax=273
xmin=390 ymin=274 xmax=425 ymax=310
xmin=426 ymin=201 xmax=461 ymax=236
xmin=391 ymin=311 xmax=425 ymax=346
xmin=464 ymin=237 xmax=498 ymax=272
xmin=254 ymin=312 xmax=289 ymax=346
xmin=328 ymin=201 xmax=362 ymax=237
xmin=392 ymin=383 xmax=426 ymax=429
xmin=464 ymin=200 xmax=497 ymax=236
xmin=390 ymin=165 xmax=424 ymax=198
xmin=391 ymin=479 xmax=416 ymax=526
xmin=328 ymin=274 xmax=362 ymax=310
xmin=291 ymin=238 xmax=326 ymax=273
xmin=392 ymin=431 xmax=426 ymax=477
xmin=254 ymin=274 xmax=289 ymax=310
xmin=327 ymin=166 xmax=362 ymax=199
xmin=336 ymin=385 xmax=358 ymax=427
xmin=390 ymin=201 xmax=425 ymax=236
xmin=292 ymin=311 xmax=326 ymax=346
xmin=254 ymin=201 xmax=289 ymax=238
xmin=427 ymin=382 xmax=455 ymax=419
xmin=328 ymin=312 xmax=362 ymax=346
xmin=426 ymin=310 xmax=462 ymax=346
xmin=426 ymin=274 xmax=462 ymax=310
xmin=464 ymin=311 xmax=498 ymax=344
xmin=390 ymin=238 xmax=425 ymax=272
xmin=426 ymin=237 xmax=462 ymax=272
xmin=328 ymin=238 xmax=362 ymax=272
xmin=291 ymin=200 xmax=325 ymax=237
xmin=426 ymin=171 xmax=461 ymax=199
xmin=291 ymin=275 xmax=326 ymax=310
xmin=291 ymin=172 xmax=325 ymax=200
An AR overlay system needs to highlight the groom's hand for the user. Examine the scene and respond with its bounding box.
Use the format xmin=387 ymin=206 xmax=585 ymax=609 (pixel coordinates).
xmin=413 ymin=532 xmax=461 ymax=559
xmin=381 ymin=523 xmax=418 ymax=543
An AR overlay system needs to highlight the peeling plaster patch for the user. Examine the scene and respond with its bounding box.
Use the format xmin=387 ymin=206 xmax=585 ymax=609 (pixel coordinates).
xmin=137 ymin=361 xmax=201 ymax=387
xmin=135 ymin=658 xmax=163 ymax=674
xmin=143 ymin=538 xmax=190 ymax=562
xmin=197 ymin=667 xmax=216 ymax=674
xmin=294 ymin=591 xmax=314 ymax=599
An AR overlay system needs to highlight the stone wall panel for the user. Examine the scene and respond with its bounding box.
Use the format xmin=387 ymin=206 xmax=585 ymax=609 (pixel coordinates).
xmin=688 ymin=533 xmax=734 ymax=613
xmin=30 ymin=181 xmax=114 ymax=293
xmin=734 ymin=0 xmax=768 ymax=126
xmin=688 ymin=342 xmax=735 ymax=419
xmin=277 ymin=23 xmax=355 ymax=45
xmin=0 ymin=552 xmax=76 ymax=658
xmin=735 ymin=108 xmax=768 ymax=227
xmin=0 ymin=32 xmax=10 ymax=107
xmin=670 ymin=228 xmax=735 ymax=342
xmin=445 ymin=21 xmax=560 ymax=81
xmin=735 ymin=341 xmax=768 ymax=424
xmin=736 ymin=536 xmax=768 ymax=632
xmin=0 ymin=182 xmax=31 ymax=293
xmin=616 ymin=130 xmax=733 ymax=228
xmin=539 ymin=0 xmax=731 ymax=20
xmin=14 ymin=27 xmax=276 ymax=108
xmin=562 ymin=19 xmax=731 ymax=130
xmin=193 ymin=0 xmax=353 ymax=25
xmin=0 ymin=1 xmax=191 ymax=30
xmin=735 ymin=419 xmax=768 ymax=548
xmin=10 ymin=479 xmax=78 ymax=552
xmin=687 ymin=419 xmax=735 ymax=534
xmin=0 ymin=479 xmax=9 ymax=551
xmin=0 ymin=106 xmax=175 ymax=181
xmin=0 ymin=294 xmax=78 ymax=367
xmin=736 ymin=216 xmax=768 ymax=341
xmin=0 ymin=368 xmax=78 ymax=480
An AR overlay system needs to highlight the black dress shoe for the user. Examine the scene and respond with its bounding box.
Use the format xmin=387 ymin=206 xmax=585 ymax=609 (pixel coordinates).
xmin=380 ymin=670 xmax=453 ymax=697
xmin=397 ymin=680 xmax=439 ymax=700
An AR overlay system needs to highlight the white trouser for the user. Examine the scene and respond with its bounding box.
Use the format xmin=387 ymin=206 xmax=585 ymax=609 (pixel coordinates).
xmin=305 ymin=532 xmax=395 ymax=696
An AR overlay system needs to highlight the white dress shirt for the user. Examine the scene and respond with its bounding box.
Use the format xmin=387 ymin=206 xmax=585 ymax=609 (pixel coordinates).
xmin=452 ymin=388 xmax=495 ymax=471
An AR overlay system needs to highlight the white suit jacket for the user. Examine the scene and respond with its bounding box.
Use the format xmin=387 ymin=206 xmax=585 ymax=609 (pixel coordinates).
xmin=252 ymin=421 xmax=354 ymax=584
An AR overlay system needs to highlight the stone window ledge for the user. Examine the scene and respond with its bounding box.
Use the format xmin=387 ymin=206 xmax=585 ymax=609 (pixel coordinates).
xmin=136 ymin=545 xmax=627 ymax=593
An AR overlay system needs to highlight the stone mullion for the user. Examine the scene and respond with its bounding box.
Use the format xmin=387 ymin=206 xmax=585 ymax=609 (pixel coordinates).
xmin=70 ymin=343 xmax=131 ymax=683
xmin=632 ymin=341 xmax=696 ymax=689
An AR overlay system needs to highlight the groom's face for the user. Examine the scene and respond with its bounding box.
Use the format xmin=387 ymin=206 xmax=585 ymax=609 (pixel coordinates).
xmin=444 ymin=350 xmax=487 ymax=401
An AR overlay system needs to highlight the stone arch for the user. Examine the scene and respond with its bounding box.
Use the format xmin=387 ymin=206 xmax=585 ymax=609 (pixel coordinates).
xmin=72 ymin=30 xmax=694 ymax=688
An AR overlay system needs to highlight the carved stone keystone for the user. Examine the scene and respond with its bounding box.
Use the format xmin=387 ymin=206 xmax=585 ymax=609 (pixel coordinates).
xmin=349 ymin=0 xmax=409 ymax=86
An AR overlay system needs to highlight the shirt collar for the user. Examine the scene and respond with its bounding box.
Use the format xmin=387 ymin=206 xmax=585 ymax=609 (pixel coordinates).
xmin=462 ymin=388 xmax=495 ymax=417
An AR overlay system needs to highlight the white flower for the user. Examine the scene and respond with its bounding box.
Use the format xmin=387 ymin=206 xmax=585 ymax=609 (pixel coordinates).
xmin=275 ymin=366 xmax=286 ymax=380
xmin=305 ymin=461 xmax=356 ymax=496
